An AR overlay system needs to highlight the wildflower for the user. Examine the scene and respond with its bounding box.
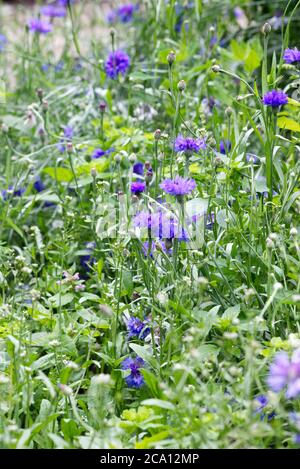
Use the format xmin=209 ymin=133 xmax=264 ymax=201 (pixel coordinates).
xmin=219 ymin=140 xmax=231 ymax=155
xmin=175 ymin=135 xmax=206 ymax=154
xmin=201 ymin=97 xmax=219 ymax=117
xmin=33 ymin=178 xmax=46 ymax=193
xmin=262 ymin=89 xmax=288 ymax=107
xmin=133 ymin=162 xmax=143 ymax=176
xmin=0 ymin=34 xmax=7 ymax=52
xmin=92 ymin=147 xmax=114 ymax=159
xmin=283 ymin=47 xmax=300 ymax=64
xmin=131 ymin=182 xmax=146 ymax=194
xmin=1 ymin=186 xmax=25 ymax=200
xmin=160 ymin=176 xmax=196 ymax=197
xmin=116 ymin=4 xmax=137 ymax=23
xmin=40 ymin=4 xmax=66 ymax=18
xmin=121 ymin=356 xmax=145 ymax=388
xmin=105 ymin=50 xmax=130 ymax=79
xmin=246 ymin=153 xmax=260 ymax=164
xmin=267 ymin=349 xmax=300 ymax=398
xmin=28 ymin=18 xmax=53 ymax=34
xmin=127 ymin=317 xmax=150 ymax=339
xmin=254 ymin=395 xmax=275 ymax=421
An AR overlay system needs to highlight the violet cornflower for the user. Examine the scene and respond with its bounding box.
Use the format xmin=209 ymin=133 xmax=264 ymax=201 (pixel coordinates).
xmin=267 ymin=349 xmax=300 ymax=398
xmin=160 ymin=176 xmax=196 ymax=197
xmin=131 ymin=182 xmax=146 ymax=194
xmin=105 ymin=50 xmax=130 ymax=79
xmin=40 ymin=4 xmax=66 ymax=17
xmin=283 ymin=47 xmax=300 ymax=64
xmin=133 ymin=162 xmax=144 ymax=176
xmin=117 ymin=4 xmax=137 ymax=23
xmin=121 ymin=356 xmax=145 ymax=388
xmin=262 ymin=89 xmax=288 ymax=107
xmin=175 ymin=135 xmax=206 ymax=154
xmin=127 ymin=317 xmax=150 ymax=339
xmin=1 ymin=186 xmax=25 ymax=200
xmin=28 ymin=18 xmax=53 ymax=34
xmin=219 ymin=140 xmax=231 ymax=155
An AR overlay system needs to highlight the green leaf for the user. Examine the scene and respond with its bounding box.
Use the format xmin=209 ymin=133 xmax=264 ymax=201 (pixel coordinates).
xmin=277 ymin=116 xmax=300 ymax=132
xmin=43 ymin=167 xmax=73 ymax=182
xmin=49 ymin=293 xmax=74 ymax=308
xmin=142 ymin=398 xmax=175 ymax=410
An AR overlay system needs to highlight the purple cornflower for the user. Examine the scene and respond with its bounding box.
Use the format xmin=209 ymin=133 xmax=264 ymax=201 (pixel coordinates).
xmin=133 ymin=162 xmax=144 ymax=176
xmin=92 ymin=148 xmax=106 ymax=159
xmin=174 ymin=135 xmax=206 ymax=154
xmin=1 ymin=186 xmax=25 ymax=200
xmin=262 ymin=89 xmax=288 ymax=107
xmin=40 ymin=4 xmax=66 ymax=18
xmin=160 ymin=176 xmax=196 ymax=197
xmin=57 ymin=126 xmax=74 ymax=152
xmin=267 ymin=349 xmax=300 ymax=398
xmin=131 ymin=182 xmax=146 ymax=194
xmin=105 ymin=50 xmax=130 ymax=79
xmin=121 ymin=356 xmax=145 ymax=388
xmin=0 ymin=34 xmax=7 ymax=52
xmin=283 ymin=47 xmax=300 ymax=64
xmin=219 ymin=140 xmax=231 ymax=155
xmin=127 ymin=317 xmax=150 ymax=339
xmin=201 ymin=97 xmax=219 ymax=117
xmin=117 ymin=4 xmax=137 ymax=23
xmin=28 ymin=18 xmax=53 ymax=34
xmin=58 ymin=0 xmax=75 ymax=5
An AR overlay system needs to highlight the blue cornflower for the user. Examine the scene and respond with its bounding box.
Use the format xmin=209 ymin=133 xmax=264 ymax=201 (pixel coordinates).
xmin=105 ymin=50 xmax=130 ymax=79
xmin=117 ymin=4 xmax=137 ymax=23
xmin=121 ymin=356 xmax=145 ymax=388
xmin=246 ymin=153 xmax=260 ymax=164
xmin=1 ymin=186 xmax=25 ymax=200
xmin=283 ymin=47 xmax=300 ymax=64
xmin=160 ymin=176 xmax=196 ymax=197
xmin=127 ymin=317 xmax=150 ymax=339
xmin=219 ymin=140 xmax=231 ymax=155
xmin=131 ymin=182 xmax=146 ymax=194
xmin=0 ymin=34 xmax=7 ymax=52
xmin=34 ymin=178 xmax=46 ymax=193
xmin=175 ymin=135 xmax=206 ymax=154
xmin=28 ymin=18 xmax=53 ymax=34
xmin=262 ymin=89 xmax=288 ymax=107
xmin=133 ymin=162 xmax=144 ymax=176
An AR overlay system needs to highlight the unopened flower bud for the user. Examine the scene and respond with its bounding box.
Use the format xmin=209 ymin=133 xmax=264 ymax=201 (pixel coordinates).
xmin=154 ymin=129 xmax=162 ymax=140
xmin=91 ymin=167 xmax=97 ymax=178
xmin=290 ymin=227 xmax=298 ymax=237
xmin=167 ymin=51 xmax=176 ymax=66
xmin=66 ymin=142 xmax=73 ymax=153
xmin=212 ymin=64 xmax=221 ymax=73
xmin=225 ymin=106 xmax=233 ymax=117
xmin=145 ymin=160 xmax=151 ymax=170
xmin=42 ymin=100 xmax=48 ymax=112
xmin=99 ymin=101 xmax=106 ymax=112
xmin=262 ymin=22 xmax=271 ymax=36
xmin=177 ymin=80 xmax=186 ymax=91
xmin=36 ymin=88 xmax=44 ymax=101
xmin=129 ymin=153 xmax=137 ymax=163
xmin=114 ymin=154 xmax=121 ymax=163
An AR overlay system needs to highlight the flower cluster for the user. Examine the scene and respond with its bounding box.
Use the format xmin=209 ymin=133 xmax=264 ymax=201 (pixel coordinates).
xmin=121 ymin=356 xmax=145 ymax=388
xmin=105 ymin=50 xmax=130 ymax=79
